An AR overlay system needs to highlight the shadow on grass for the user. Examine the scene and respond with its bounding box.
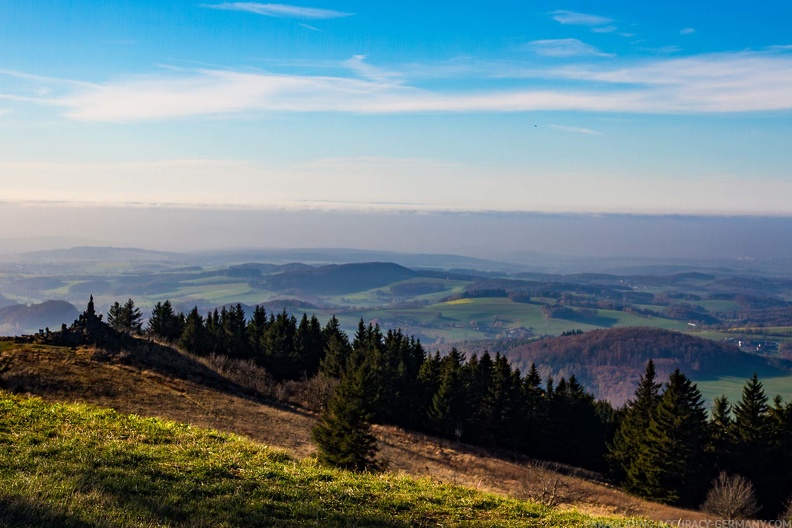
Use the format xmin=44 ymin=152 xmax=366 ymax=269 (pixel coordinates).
xmin=0 ymin=496 xmax=99 ymax=528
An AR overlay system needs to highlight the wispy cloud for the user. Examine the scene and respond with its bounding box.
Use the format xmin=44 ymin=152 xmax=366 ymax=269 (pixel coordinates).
xmin=767 ymin=44 xmax=792 ymax=51
xmin=549 ymin=10 xmax=613 ymax=26
xmin=203 ymin=2 xmax=352 ymax=19
xmin=5 ymin=51 xmax=792 ymax=120
xmin=548 ymin=124 xmax=603 ymax=136
xmin=298 ymin=22 xmax=322 ymax=31
xmin=592 ymin=25 xmax=618 ymax=34
xmin=343 ymin=55 xmax=402 ymax=83
xmin=523 ymin=39 xmax=613 ymax=58
xmin=680 ymin=28 xmax=696 ymax=35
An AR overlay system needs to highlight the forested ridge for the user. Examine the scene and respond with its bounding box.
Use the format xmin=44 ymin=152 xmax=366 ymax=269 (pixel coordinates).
xmin=24 ymin=297 xmax=792 ymax=517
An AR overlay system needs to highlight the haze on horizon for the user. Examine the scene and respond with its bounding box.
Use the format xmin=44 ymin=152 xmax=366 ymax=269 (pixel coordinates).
xmin=1 ymin=1 xmax=791 ymax=254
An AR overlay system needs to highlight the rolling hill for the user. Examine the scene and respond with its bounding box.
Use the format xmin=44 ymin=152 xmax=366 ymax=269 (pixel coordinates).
xmin=263 ymin=262 xmax=417 ymax=295
xmin=0 ymin=300 xmax=79 ymax=336
xmin=502 ymin=327 xmax=792 ymax=406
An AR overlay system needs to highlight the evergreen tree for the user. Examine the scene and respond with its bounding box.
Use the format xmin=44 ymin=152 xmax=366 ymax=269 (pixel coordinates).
xmin=520 ymin=363 xmax=548 ymax=457
xmin=708 ymin=395 xmax=733 ymax=470
xmin=106 ymin=301 xmax=122 ymax=331
xmin=609 ymin=359 xmax=662 ymax=488
xmin=179 ymin=307 xmax=209 ymax=355
xmin=107 ymin=298 xmax=143 ymax=334
xmin=312 ymin=346 xmax=381 ymax=471
xmin=487 ymin=353 xmax=522 ymax=449
xmin=632 ymin=369 xmax=709 ymax=506
xmin=428 ymin=348 xmax=467 ymax=440
xmin=320 ymin=332 xmax=353 ymax=378
xmin=768 ymin=396 xmax=792 ymax=515
xmin=547 ymin=375 xmax=607 ymax=471
xmin=147 ymin=300 xmax=184 ymax=342
xmin=296 ymin=314 xmax=324 ymax=377
xmin=205 ymin=308 xmax=221 ymax=354
xmin=464 ymin=352 xmax=493 ymax=444
xmin=247 ymin=306 xmax=269 ymax=360
xmin=264 ymin=310 xmax=298 ymax=379
xmin=730 ymin=374 xmax=774 ymax=514
xmin=222 ymin=304 xmax=249 ymax=359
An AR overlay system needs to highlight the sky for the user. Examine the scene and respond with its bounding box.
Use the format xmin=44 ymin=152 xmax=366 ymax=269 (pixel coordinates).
xmin=0 ymin=1 xmax=791 ymax=256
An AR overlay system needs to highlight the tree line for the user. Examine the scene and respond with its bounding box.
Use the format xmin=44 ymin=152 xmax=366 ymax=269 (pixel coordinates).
xmin=120 ymin=298 xmax=792 ymax=516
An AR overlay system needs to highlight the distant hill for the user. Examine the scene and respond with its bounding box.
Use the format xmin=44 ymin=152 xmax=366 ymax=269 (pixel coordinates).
xmin=263 ymin=262 xmax=417 ymax=295
xmin=503 ymin=327 xmax=791 ymax=406
xmin=17 ymin=246 xmax=183 ymax=262
xmin=0 ymin=300 xmax=79 ymax=335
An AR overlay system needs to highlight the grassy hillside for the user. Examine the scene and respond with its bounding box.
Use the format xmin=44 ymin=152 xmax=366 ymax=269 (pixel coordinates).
xmin=0 ymin=392 xmax=646 ymax=528
xmin=0 ymin=340 xmax=706 ymax=524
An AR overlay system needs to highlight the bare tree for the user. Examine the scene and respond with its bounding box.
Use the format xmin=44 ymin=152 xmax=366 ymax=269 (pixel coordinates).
xmin=701 ymin=472 xmax=760 ymax=519
xmin=520 ymin=460 xmax=591 ymax=508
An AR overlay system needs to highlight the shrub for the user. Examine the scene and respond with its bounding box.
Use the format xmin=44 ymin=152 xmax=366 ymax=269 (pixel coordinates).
xmin=701 ymin=472 xmax=760 ymax=519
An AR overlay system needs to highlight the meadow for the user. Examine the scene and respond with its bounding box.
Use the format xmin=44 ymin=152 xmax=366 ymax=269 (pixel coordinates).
xmin=0 ymin=392 xmax=655 ymax=528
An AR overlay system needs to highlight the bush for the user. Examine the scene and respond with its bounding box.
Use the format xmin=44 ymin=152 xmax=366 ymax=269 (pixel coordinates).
xmin=701 ymin=472 xmax=760 ymax=519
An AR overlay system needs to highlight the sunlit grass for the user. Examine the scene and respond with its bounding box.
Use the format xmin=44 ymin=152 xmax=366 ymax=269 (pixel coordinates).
xmin=0 ymin=392 xmax=658 ymax=527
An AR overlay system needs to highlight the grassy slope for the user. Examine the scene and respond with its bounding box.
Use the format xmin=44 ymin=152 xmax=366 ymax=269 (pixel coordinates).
xmin=0 ymin=341 xmax=706 ymax=525
xmin=1 ymin=393 xmax=621 ymax=528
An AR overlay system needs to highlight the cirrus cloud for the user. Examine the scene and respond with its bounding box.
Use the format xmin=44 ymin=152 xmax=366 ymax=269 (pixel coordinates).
xmin=3 ymin=51 xmax=792 ymax=120
xmin=523 ymin=39 xmax=614 ymax=58
xmin=203 ymin=2 xmax=353 ymax=19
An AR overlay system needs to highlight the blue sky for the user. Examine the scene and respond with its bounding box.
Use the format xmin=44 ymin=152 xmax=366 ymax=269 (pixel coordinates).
xmin=1 ymin=1 xmax=791 ymax=215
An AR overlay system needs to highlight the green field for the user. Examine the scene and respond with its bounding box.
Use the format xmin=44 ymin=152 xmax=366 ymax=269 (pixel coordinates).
xmin=0 ymin=392 xmax=646 ymax=527
xmin=694 ymin=374 xmax=792 ymax=406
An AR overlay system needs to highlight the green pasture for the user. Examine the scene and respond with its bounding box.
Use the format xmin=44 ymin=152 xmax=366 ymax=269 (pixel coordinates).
xmin=695 ymin=374 xmax=792 ymax=407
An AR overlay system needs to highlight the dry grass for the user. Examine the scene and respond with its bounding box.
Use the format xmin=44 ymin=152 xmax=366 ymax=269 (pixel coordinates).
xmin=0 ymin=340 xmax=708 ymax=523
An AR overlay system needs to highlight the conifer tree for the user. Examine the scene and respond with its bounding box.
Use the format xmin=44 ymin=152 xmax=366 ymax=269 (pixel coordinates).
xmin=520 ymin=363 xmax=547 ymax=456
xmin=312 ymin=346 xmax=380 ymax=471
xmin=107 ymin=298 xmax=143 ymax=334
xmin=609 ymin=359 xmax=661 ymax=488
xmin=247 ymin=306 xmax=269 ymax=359
xmin=708 ymin=395 xmax=733 ymax=470
xmin=429 ymin=348 xmax=467 ymax=440
xmin=180 ymin=307 xmax=209 ymax=355
xmin=147 ymin=300 xmax=184 ymax=342
xmin=730 ymin=374 xmax=774 ymax=514
xmin=632 ymin=369 xmax=709 ymax=506
xmin=222 ymin=304 xmax=249 ymax=359
xmin=264 ymin=309 xmax=298 ymax=379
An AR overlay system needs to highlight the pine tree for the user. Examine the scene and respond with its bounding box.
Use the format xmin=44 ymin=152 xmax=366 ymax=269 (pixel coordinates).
xmin=320 ymin=332 xmax=352 ymax=378
xmin=264 ymin=310 xmax=298 ymax=379
xmin=632 ymin=369 xmax=709 ymax=506
xmin=106 ymin=301 xmax=122 ymax=331
xmin=147 ymin=300 xmax=184 ymax=342
xmin=708 ymin=395 xmax=733 ymax=470
xmin=296 ymin=314 xmax=324 ymax=377
xmin=520 ymin=363 xmax=548 ymax=457
xmin=609 ymin=359 xmax=662 ymax=489
xmin=179 ymin=307 xmax=209 ymax=355
xmin=429 ymin=348 xmax=467 ymax=440
xmin=247 ymin=306 xmax=269 ymax=360
xmin=730 ymin=374 xmax=774 ymax=515
xmin=222 ymin=304 xmax=249 ymax=359
xmin=312 ymin=346 xmax=380 ymax=471
xmin=107 ymin=298 xmax=143 ymax=334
